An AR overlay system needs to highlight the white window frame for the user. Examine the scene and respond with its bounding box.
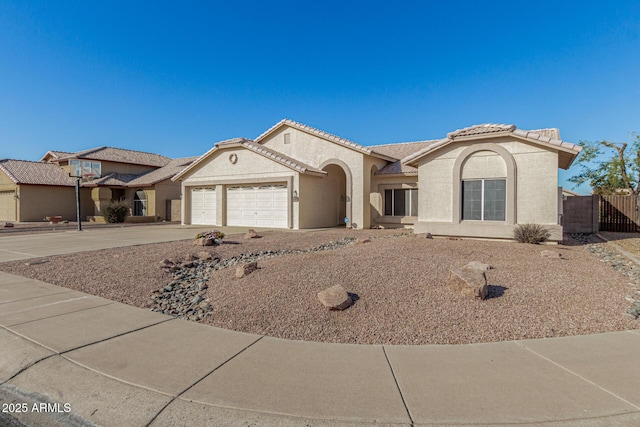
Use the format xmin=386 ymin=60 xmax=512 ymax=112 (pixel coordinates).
xmin=461 ymin=178 xmax=506 ymax=222
xmin=384 ymin=188 xmax=418 ymax=217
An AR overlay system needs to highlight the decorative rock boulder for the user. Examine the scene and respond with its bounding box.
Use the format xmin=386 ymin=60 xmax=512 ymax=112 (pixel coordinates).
xmin=540 ymin=250 xmax=562 ymax=259
xmin=244 ymin=229 xmax=260 ymax=239
xmin=236 ymin=261 xmax=259 ymax=278
xmin=194 ymin=237 xmax=214 ymax=246
xmin=317 ymin=285 xmax=352 ymax=310
xmin=197 ymin=251 xmax=213 ymax=260
xmin=449 ymin=267 xmax=488 ymax=300
xmin=355 ymin=238 xmax=371 ymax=244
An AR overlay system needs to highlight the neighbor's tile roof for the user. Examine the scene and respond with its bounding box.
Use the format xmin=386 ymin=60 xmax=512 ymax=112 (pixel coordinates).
xmin=53 ymin=146 xmax=171 ymax=167
xmin=86 ymin=172 xmax=138 ymax=187
xmin=0 ymin=159 xmax=76 ymax=186
xmin=254 ymin=119 xmax=397 ymax=161
xmin=127 ymin=157 xmax=198 ymax=186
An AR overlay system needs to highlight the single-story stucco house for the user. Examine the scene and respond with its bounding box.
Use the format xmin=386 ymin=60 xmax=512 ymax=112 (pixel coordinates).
xmin=173 ymin=119 xmax=581 ymax=241
xmin=0 ymin=146 xmax=195 ymax=222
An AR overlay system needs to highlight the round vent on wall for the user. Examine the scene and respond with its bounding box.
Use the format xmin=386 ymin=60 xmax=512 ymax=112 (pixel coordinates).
xmin=229 ymin=153 xmax=238 ymax=164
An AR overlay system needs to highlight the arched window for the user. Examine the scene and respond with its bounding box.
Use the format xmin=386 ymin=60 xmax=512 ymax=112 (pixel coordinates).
xmin=452 ymin=144 xmax=517 ymax=225
xmin=133 ymin=189 xmax=147 ymax=216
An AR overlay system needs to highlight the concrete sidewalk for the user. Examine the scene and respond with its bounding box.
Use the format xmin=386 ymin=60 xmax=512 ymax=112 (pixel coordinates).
xmin=2 ymin=225 xmax=640 ymax=426
xmin=1 ymin=272 xmax=640 ymax=426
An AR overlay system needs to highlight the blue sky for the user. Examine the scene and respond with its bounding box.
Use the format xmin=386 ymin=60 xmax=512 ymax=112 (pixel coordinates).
xmin=1 ymin=1 xmax=639 ymax=194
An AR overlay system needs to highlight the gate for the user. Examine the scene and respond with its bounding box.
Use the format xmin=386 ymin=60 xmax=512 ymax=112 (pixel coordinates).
xmin=599 ymin=195 xmax=640 ymax=232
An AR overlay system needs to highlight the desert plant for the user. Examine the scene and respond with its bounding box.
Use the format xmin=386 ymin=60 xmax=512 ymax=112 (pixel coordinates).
xmin=102 ymin=200 xmax=129 ymax=223
xmin=512 ymin=223 xmax=551 ymax=244
xmin=195 ymin=230 xmax=225 ymax=241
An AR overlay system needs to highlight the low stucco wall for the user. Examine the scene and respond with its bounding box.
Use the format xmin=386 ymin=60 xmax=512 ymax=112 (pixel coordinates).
xmin=563 ymin=195 xmax=599 ymax=234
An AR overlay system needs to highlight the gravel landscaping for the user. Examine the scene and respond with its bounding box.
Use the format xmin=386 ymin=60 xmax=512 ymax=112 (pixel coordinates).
xmin=0 ymin=229 xmax=637 ymax=345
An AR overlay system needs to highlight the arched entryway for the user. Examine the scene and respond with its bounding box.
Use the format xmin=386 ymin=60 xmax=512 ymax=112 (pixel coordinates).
xmin=318 ymin=159 xmax=351 ymax=228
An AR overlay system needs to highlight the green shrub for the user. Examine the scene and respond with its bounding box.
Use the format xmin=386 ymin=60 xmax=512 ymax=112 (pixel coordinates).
xmin=513 ymin=223 xmax=551 ymax=244
xmin=102 ymin=200 xmax=129 ymax=223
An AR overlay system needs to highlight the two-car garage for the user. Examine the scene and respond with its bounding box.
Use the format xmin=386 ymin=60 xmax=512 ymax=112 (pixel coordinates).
xmin=189 ymin=184 xmax=288 ymax=228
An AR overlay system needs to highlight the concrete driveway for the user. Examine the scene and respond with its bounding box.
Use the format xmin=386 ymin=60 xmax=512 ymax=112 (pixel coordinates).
xmin=0 ymin=224 xmax=267 ymax=262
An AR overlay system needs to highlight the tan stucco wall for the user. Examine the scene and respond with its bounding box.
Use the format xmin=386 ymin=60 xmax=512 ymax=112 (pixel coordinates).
xmin=0 ymin=170 xmax=17 ymax=191
xmin=125 ymin=188 xmax=156 ymax=217
xmin=153 ymin=180 xmax=181 ymax=220
xmin=180 ymin=148 xmax=295 ymax=226
xmin=370 ymin=175 xmax=419 ymax=227
xmin=414 ymin=137 xmax=562 ymax=240
xmin=298 ymin=166 xmax=346 ymax=228
xmin=17 ymin=185 xmax=92 ymax=222
xmin=0 ymin=172 xmax=18 ymax=221
xmin=97 ymin=161 xmax=156 ymax=176
xmin=261 ymin=126 xmax=371 ymax=228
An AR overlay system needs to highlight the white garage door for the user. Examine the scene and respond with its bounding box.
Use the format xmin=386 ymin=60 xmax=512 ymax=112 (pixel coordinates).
xmin=227 ymin=184 xmax=288 ymax=228
xmin=0 ymin=191 xmax=16 ymax=221
xmin=190 ymin=188 xmax=216 ymax=225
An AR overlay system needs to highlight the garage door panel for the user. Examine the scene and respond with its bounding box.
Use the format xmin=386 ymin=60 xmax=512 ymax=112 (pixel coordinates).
xmin=191 ymin=188 xmax=216 ymax=225
xmin=226 ymin=185 xmax=287 ymax=228
xmin=0 ymin=191 xmax=16 ymax=221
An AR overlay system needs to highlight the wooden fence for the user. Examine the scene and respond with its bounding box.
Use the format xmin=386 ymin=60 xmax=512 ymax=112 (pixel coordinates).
xmin=599 ymin=195 xmax=640 ymax=232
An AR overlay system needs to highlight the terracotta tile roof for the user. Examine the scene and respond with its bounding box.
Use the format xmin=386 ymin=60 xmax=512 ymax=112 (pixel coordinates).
xmin=254 ymin=119 xmax=396 ymax=161
xmin=127 ymin=157 xmax=198 ymax=186
xmin=0 ymin=159 xmax=76 ymax=186
xmin=238 ymin=139 xmax=326 ymax=176
xmin=527 ymin=128 xmax=560 ymax=140
xmin=447 ymin=124 xmax=516 ymax=139
xmin=54 ymin=146 xmax=171 ymax=167
xmin=402 ymin=124 xmax=581 ymax=170
xmin=376 ymin=161 xmax=419 ymax=175
xmin=368 ymin=140 xmax=438 ymax=175
xmin=369 ymin=140 xmax=437 ymax=158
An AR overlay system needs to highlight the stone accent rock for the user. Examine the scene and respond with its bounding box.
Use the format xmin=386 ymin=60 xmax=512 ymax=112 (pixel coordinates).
xmin=236 ymin=261 xmax=259 ymax=278
xmin=426 ymin=233 xmax=433 ymax=239
xmin=159 ymin=259 xmax=174 ymax=268
xmin=244 ymin=229 xmax=260 ymax=239
xmin=150 ymin=235 xmax=415 ymax=320
xmin=449 ymin=267 xmax=488 ymax=300
xmin=463 ymin=261 xmax=493 ymax=272
xmin=197 ymin=251 xmax=213 ymax=260
xmin=194 ymin=237 xmax=214 ymax=246
xmin=540 ymin=250 xmax=562 ymax=259
xmin=3 ymin=222 xmax=14 ymax=228
xmin=355 ymin=238 xmax=371 ymax=244
xmin=317 ymin=285 xmax=352 ymax=310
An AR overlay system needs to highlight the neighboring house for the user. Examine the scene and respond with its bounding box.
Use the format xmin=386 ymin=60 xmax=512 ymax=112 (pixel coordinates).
xmin=0 ymin=146 xmax=195 ymax=222
xmin=173 ymin=119 xmax=581 ymax=241
xmin=561 ymin=188 xmax=582 ymax=200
